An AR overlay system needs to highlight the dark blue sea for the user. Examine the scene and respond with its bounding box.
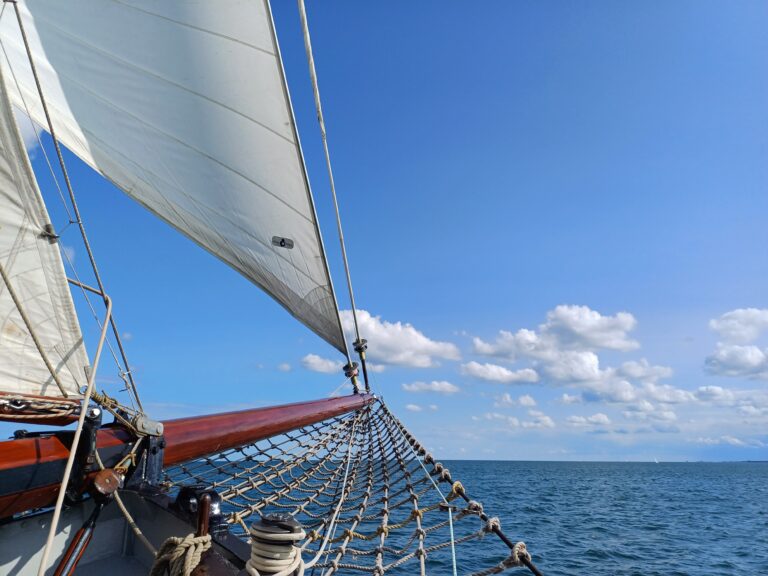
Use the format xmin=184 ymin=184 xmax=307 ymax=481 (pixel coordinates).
xmin=436 ymin=461 xmax=767 ymax=576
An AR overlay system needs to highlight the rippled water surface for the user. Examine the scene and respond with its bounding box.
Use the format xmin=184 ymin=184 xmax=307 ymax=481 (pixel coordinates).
xmin=437 ymin=461 xmax=767 ymax=575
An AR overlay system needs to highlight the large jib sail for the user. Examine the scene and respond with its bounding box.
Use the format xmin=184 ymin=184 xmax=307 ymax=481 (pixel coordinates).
xmin=0 ymin=0 xmax=346 ymax=353
xmin=0 ymin=56 xmax=87 ymax=408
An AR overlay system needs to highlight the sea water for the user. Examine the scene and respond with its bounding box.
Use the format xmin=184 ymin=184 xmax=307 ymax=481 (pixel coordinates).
xmin=432 ymin=461 xmax=768 ymax=575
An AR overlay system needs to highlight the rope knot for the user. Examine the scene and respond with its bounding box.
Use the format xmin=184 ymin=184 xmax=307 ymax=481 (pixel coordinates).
xmin=150 ymin=533 xmax=211 ymax=576
xmin=448 ymin=480 xmax=465 ymax=500
xmin=483 ymin=516 xmax=501 ymax=534
xmin=377 ymin=525 xmax=389 ymax=537
xmin=439 ymin=467 xmax=452 ymax=482
xmin=466 ymin=500 xmax=484 ymax=515
xmin=508 ymin=542 xmax=532 ymax=567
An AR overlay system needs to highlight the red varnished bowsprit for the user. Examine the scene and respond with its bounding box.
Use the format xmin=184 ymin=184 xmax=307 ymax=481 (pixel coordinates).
xmin=161 ymin=394 xmax=373 ymax=466
xmin=0 ymin=394 xmax=373 ymax=518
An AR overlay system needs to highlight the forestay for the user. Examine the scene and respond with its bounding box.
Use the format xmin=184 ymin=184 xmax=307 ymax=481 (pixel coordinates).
xmin=0 ymin=59 xmax=87 ymax=399
xmin=0 ymin=0 xmax=346 ymax=352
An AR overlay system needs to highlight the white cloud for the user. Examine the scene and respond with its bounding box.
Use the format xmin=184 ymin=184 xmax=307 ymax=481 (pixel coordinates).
xmin=709 ymin=308 xmax=768 ymax=343
xmin=518 ymin=394 xmax=537 ymax=407
xmin=522 ymin=410 xmax=555 ymax=429
xmin=478 ymin=412 xmax=520 ymax=427
xmin=705 ymin=343 xmax=768 ymax=380
xmin=493 ymin=393 xmax=536 ymax=408
xmin=367 ymin=363 xmax=386 ymax=373
xmin=471 ymin=305 xmax=696 ymax=413
xmin=623 ymin=406 xmax=677 ymax=422
xmin=405 ymin=404 xmax=423 ymax=412
xmin=278 ymin=363 xmax=292 ymax=372
xmin=695 ymin=435 xmax=765 ymax=448
xmin=340 ymin=310 xmax=460 ymax=368
xmin=494 ymin=392 xmax=516 ymax=407
xmin=560 ymin=393 xmax=581 ymax=404
xmin=618 ymin=359 xmax=672 ymax=383
xmin=428 ymin=404 xmax=438 ymax=411
xmin=695 ymin=385 xmax=735 ymax=404
xmin=122 ymin=332 xmax=133 ymax=342
xmin=544 ymin=305 xmax=639 ymax=351
xmin=706 ymin=308 xmax=768 ymax=380
xmin=472 ymin=306 xmax=638 ymax=385
xmin=460 ymin=361 xmax=539 ymax=383
xmin=301 ymin=354 xmax=342 ymax=374
xmin=567 ymin=413 xmax=611 ymax=427
xmin=401 ymin=380 xmax=460 ymax=395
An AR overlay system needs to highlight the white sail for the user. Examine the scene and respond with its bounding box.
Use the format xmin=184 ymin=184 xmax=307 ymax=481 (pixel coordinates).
xmin=0 ymin=60 xmax=87 ymax=399
xmin=0 ymin=0 xmax=346 ymax=353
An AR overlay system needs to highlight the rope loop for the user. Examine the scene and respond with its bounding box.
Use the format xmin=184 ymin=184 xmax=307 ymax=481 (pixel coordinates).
xmin=149 ymin=533 xmax=211 ymax=576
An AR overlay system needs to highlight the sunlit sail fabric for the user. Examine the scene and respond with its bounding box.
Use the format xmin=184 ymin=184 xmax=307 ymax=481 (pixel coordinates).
xmin=0 ymin=1 xmax=346 ymax=352
xmin=0 ymin=61 xmax=86 ymax=399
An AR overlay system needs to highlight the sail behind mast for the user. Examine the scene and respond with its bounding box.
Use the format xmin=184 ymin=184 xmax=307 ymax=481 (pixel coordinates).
xmin=0 ymin=59 xmax=87 ymax=399
xmin=0 ymin=1 xmax=346 ymax=353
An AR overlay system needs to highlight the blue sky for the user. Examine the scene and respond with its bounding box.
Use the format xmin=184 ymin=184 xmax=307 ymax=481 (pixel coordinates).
xmin=9 ymin=1 xmax=768 ymax=461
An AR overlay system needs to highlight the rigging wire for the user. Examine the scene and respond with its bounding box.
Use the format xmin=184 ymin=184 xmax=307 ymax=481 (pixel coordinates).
xmin=5 ymin=0 xmax=143 ymax=410
xmin=297 ymin=0 xmax=370 ymax=392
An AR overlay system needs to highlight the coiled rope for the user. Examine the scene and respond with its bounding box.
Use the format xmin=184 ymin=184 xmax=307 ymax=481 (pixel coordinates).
xmin=246 ymin=523 xmax=306 ymax=576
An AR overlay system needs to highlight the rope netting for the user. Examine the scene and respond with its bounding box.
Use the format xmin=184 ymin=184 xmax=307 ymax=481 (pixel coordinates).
xmin=163 ymin=399 xmax=536 ymax=575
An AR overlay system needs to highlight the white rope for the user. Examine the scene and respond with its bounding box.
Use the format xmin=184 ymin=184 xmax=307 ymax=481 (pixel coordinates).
xmin=150 ymin=533 xmax=212 ymax=576
xmin=245 ymin=525 xmax=306 ymax=576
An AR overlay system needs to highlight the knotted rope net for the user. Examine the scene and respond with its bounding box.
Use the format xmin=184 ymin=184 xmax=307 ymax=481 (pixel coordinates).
xmin=163 ymin=399 xmax=538 ymax=575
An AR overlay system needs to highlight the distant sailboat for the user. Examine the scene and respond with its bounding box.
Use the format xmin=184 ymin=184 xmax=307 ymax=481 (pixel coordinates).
xmin=0 ymin=1 xmax=542 ymax=575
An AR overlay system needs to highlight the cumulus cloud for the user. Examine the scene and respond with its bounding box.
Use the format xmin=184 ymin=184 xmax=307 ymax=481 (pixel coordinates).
xmin=518 ymin=394 xmax=537 ymax=407
xmin=622 ymin=404 xmax=677 ymax=422
xmin=474 ymin=306 xmax=638 ymax=359
xmin=302 ymin=354 xmax=342 ymax=374
xmin=472 ymin=306 xmax=641 ymax=384
xmin=709 ymin=308 xmax=768 ymax=343
xmin=695 ymin=385 xmax=735 ymax=403
xmin=460 ymin=361 xmax=539 ymax=383
xmin=560 ymin=393 xmax=581 ymax=404
xmin=340 ymin=310 xmax=460 ymax=368
xmin=706 ymin=308 xmax=768 ymax=380
xmin=401 ymin=380 xmax=460 ymax=395
xmin=566 ymin=413 xmax=611 ymax=427
xmin=277 ymin=363 xmax=292 ymax=372
xmin=405 ymin=404 xmax=423 ymax=412
xmin=618 ymin=359 xmax=672 ymax=383
xmin=493 ymin=393 xmax=536 ymax=408
xmin=544 ymin=305 xmax=639 ymax=351
xmin=522 ymin=410 xmax=555 ymax=429
xmin=705 ymin=343 xmax=768 ymax=380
